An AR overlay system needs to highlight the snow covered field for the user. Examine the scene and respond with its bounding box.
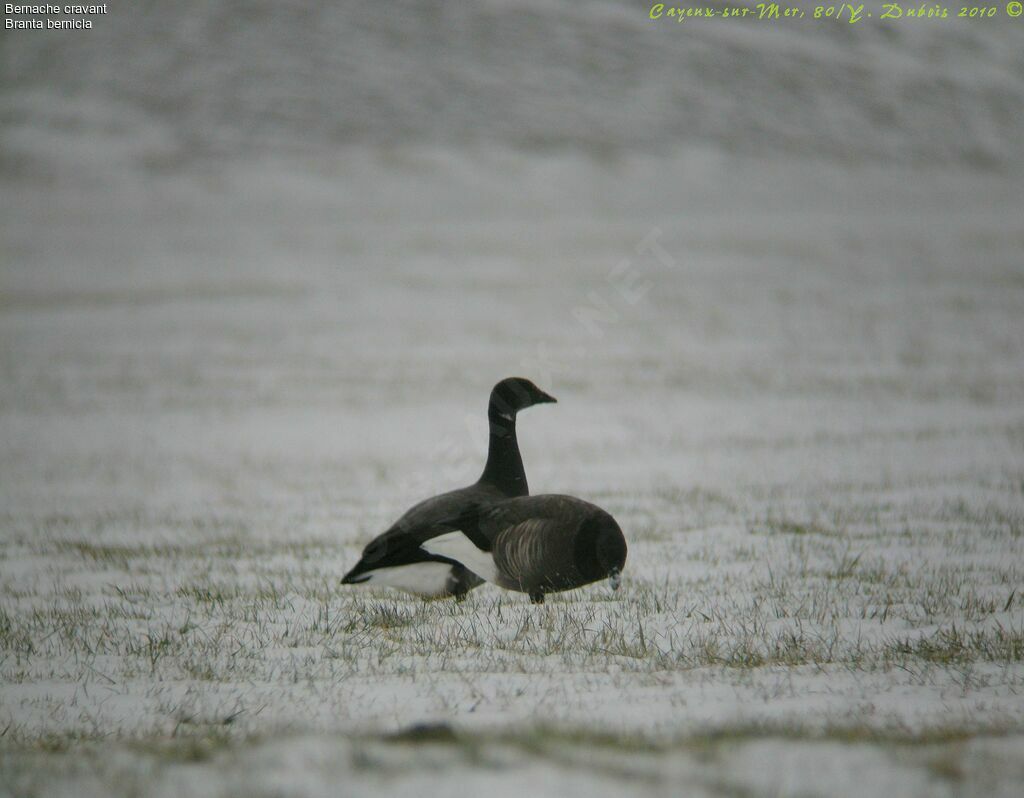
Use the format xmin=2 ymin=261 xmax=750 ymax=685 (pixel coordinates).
xmin=2 ymin=150 xmax=1022 ymax=795
xmin=3 ymin=3 xmax=1024 ymax=795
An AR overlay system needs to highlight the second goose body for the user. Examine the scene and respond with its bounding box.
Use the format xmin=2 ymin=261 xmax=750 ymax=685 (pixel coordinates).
xmin=421 ymin=494 xmax=627 ymax=603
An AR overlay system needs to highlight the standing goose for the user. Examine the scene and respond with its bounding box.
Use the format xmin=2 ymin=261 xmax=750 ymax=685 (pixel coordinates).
xmin=420 ymin=495 xmax=627 ymax=604
xmin=341 ymin=377 xmax=556 ymax=599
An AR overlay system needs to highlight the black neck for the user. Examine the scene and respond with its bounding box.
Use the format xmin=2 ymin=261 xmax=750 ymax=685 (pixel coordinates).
xmin=478 ymin=405 xmax=528 ymax=495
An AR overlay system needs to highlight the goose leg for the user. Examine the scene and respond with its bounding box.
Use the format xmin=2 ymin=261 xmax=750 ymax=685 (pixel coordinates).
xmin=529 ymin=590 xmax=545 ymax=605
xmin=447 ymin=565 xmax=476 ymax=603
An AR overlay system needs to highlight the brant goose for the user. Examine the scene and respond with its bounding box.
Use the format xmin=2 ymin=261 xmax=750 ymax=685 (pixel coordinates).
xmin=341 ymin=377 xmax=556 ymax=599
xmin=420 ymin=494 xmax=627 ymax=604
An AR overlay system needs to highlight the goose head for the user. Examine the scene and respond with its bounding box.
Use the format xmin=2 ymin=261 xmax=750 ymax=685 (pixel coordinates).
xmin=488 ymin=377 xmax=556 ymax=422
xmin=576 ymin=511 xmax=628 ymax=588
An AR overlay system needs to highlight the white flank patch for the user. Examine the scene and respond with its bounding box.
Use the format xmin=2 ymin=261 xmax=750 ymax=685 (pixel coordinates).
xmin=421 ymin=532 xmax=500 ymax=583
xmin=358 ymin=562 xmax=454 ymax=597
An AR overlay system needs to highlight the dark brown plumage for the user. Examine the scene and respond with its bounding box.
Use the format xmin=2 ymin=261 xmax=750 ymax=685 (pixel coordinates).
xmin=421 ymin=494 xmax=627 ymax=603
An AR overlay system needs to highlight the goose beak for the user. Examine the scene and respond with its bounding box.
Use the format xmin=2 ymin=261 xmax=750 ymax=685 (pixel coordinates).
xmin=609 ymin=569 xmax=621 ymax=591
xmin=536 ymin=390 xmax=557 ymax=404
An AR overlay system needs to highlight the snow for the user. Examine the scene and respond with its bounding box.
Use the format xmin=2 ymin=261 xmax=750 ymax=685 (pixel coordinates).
xmin=2 ymin=5 xmax=1024 ymax=790
xmin=2 ymin=150 xmax=1022 ymax=793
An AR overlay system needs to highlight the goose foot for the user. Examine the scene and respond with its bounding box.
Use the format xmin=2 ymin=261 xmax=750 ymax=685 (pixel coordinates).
xmin=529 ymin=591 xmax=545 ymax=605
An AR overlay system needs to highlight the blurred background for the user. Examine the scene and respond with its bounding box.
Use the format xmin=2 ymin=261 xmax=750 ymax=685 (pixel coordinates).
xmin=2 ymin=1 xmax=1023 ymax=545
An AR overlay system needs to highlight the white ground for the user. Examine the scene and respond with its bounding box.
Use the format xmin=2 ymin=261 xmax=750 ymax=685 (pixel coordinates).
xmin=1 ymin=150 xmax=1023 ymax=795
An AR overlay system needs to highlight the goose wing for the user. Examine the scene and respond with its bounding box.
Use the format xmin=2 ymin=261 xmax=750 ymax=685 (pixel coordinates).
xmin=341 ymin=484 xmax=502 ymax=582
xmin=491 ymin=517 xmax=581 ymax=592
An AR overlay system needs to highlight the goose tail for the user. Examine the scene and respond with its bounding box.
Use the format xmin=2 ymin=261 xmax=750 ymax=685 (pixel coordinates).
xmin=341 ymin=560 xmax=372 ymax=584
